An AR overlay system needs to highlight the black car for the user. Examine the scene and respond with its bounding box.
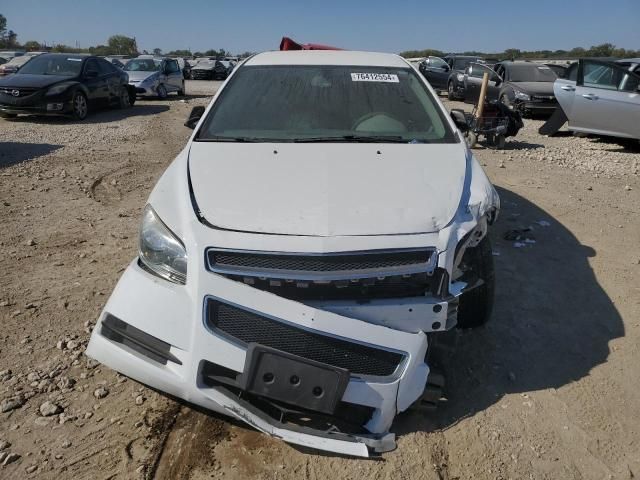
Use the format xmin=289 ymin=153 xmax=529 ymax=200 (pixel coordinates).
xmin=191 ymin=59 xmax=232 ymax=80
xmin=0 ymin=53 xmax=134 ymax=120
xmin=420 ymin=55 xmax=486 ymax=99
xmin=463 ymin=61 xmax=558 ymax=116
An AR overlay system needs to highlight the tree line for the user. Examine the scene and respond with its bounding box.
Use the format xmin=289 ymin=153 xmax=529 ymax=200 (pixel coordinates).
xmin=399 ymin=44 xmax=640 ymax=60
xmin=0 ymin=14 xmax=251 ymax=58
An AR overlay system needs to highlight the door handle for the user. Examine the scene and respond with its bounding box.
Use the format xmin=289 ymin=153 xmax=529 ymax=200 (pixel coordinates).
xmin=561 ymin=85 xmax=575 ymax=91
xmin=582 ymin=93 xmax=598 ymax=100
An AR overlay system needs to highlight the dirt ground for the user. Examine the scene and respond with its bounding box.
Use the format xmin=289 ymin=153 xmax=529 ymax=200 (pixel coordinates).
xmin=1 ymin=80 xmax=639 ymax=480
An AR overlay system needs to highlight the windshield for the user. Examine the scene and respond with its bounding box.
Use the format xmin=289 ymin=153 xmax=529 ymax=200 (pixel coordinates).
xmin=453 ymin=58 xmax=481 ymax=70
xmin=197 ymin=65 xmax=455 ymax=143
xmin=124 ymin=59 xmax=160 ymax=72
xmin=508 ymin=64 xmax=557 ymax=82
xmin=18 ymin=56 xmax=83 ymax=76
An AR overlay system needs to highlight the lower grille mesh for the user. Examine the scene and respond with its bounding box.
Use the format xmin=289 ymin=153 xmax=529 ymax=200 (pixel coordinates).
xmin=206 ymin=299 xmax=404 ymax=377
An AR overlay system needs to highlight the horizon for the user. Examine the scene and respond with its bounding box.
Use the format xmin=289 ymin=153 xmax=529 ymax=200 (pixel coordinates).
xmin=2 ymin=0 xmax=639 ymax=55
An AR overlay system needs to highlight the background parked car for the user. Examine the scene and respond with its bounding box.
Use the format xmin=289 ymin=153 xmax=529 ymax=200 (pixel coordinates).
xmin=124 ymin=57 xmax=185 ymax=98
xmin=0 ymin=53 xmax=132 ymax=120
xmin=463 ymin=61 xmax=558 ymax=117
xmin=442 ymin=55 xmax=486 ymax=100
xmin=103 ymin=56 xmax=126 ymax=69
xmin=552 ymin=58 xmax=640 ymax=141
xmin=0 ymin=54 xmax=36 ymax=76
xmin=418 ymin=56 xmax=451 ymax=92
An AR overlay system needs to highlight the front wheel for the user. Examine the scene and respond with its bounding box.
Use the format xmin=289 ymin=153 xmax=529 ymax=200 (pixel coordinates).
xmin=71 ymin=91 xmax=88 ymax=120
xmin=117 ymin=85 xmax=131 ymax=109
xmin=447 ymin=81 xmax=455 ymax=100
xmin=456 ymin=235 xmax=495 ymax=329
xmin=157 ymin=84 xmax=167 ymax=99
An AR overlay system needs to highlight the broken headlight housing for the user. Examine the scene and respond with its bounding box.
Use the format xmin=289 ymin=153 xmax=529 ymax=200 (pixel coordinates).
xmin=139 ymin=205 xmax=187 ymax=284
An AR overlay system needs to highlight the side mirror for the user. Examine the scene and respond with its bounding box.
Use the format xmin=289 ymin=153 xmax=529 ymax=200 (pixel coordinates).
xmin=441 ymin=64 xmax=450 ymax=71
xmin=185 ymin=106 xmax=205 ymax=129
xmin=493 ymin=76 xmax=502 ymax=86
xmin=450 ymin=109 xmax=469 ymax=132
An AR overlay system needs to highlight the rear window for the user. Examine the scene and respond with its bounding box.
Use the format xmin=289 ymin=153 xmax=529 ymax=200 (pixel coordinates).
xmin=507 ymin=64 xmax=557 ymax=82
xmin=197 ymin=65 xmax=455 ymax=143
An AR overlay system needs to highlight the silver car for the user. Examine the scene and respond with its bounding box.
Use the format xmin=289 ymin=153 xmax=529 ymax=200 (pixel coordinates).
xmin=124 ymin=57 xmax=185 ymax=98
xmin=554 ymin=58 xmax=640 ymax=140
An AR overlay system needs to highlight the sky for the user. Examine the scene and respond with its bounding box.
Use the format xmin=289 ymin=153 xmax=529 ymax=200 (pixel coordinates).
xmin=2 ymin=0 xmax=639 ymax=54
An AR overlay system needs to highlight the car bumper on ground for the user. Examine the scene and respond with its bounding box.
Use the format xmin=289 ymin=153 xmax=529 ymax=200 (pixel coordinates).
xmin=86 ymin=256 xmax=464 ymax=457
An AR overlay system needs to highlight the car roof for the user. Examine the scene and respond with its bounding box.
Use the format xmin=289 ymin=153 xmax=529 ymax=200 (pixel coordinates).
xmin=617 ymin=58 xmax=640 ymax=64
xmin=39 ymin=53 xmax=90 ymax=59
xmin=245 ymin=50 xmax=409 ymax=68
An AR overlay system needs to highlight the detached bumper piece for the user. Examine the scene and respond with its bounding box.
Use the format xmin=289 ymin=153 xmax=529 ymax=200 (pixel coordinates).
xmin=200 ymin=359 xmax=394 ymax=456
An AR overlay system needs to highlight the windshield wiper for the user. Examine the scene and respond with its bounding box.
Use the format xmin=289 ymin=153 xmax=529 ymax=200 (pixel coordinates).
xmin=293 ymin=135 xmax=414 ymax=143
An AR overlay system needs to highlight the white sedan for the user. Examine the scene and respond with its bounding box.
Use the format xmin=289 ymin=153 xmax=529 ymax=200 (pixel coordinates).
xmin=86 ymin=49 xmax=500 ymax=457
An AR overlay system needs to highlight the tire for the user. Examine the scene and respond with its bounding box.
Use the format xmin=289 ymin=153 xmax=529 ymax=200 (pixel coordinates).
xmin=117 ymin=85 xmax=131 ymax=109
xmin=71 ymin=91 xmax=88 ymax=120
xmin=157 ymin=84 xmax=167 ymax=99
xmin=177 ymin=81 xmax=185 ymax=96
xmin=465 ymin=131 xmax=478 ymax=148
xmin=0 ymin=112 xmax=17 ymax=119
xmin=456 ymin=236 xmax=495 ymax=329
xmin=447 ymin=81 xmax=455 ymax=100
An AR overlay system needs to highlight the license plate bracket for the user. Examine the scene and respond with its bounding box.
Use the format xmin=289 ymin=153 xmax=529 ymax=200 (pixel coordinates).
xmin=239 ymin=343 xmax=349 ymax=415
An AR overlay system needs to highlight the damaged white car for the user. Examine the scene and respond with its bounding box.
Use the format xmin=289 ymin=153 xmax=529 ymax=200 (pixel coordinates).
xmin=86 ymin=50 xmax=500 ymax=457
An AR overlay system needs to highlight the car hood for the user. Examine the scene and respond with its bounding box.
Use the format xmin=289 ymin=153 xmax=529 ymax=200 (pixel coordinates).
xmin=188 ymin=142 xmax=467 ymax=236
xmin=0 ymin=74 xmax=76 ymax=88
xmin=126 ymin=71 xmax=158 ymax=82
xmin=508 ymin=81 xmax=555 ymax=96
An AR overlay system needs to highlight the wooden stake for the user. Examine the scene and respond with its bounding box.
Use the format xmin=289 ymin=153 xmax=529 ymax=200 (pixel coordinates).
xmin=476 ymin=71 xmax=490 ymax=122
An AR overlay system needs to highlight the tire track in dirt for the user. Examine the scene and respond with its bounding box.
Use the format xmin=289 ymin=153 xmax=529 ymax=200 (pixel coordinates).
xmin=149 ymin=406 xmax=229 ymax=479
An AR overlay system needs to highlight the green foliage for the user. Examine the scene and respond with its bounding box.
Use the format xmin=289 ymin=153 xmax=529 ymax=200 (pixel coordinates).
xmin=107 ymin=35 xmax=138 ymax=55
xmin=166 ymin=49 xmax=192 ymax=57
xmin=400 ymin=43 xmax=640 ymax=60
xmin=23 ymin=40 xmax=41 ymax=51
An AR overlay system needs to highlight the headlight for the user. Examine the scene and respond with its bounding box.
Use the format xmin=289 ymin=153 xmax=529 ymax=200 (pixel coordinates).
xmin=456 ymin=73 xmax=464 ymax=81
xmin=514 ymin=90 xmax=531 ymax=101
xmin=45 ymin=82 xmax=75 ymax=96
xmin=139 ymin=205 xmax=187 ymax=284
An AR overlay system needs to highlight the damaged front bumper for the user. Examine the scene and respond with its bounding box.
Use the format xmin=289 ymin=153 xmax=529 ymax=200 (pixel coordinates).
xmin=87 ymin=246 xmax=467 ymax=457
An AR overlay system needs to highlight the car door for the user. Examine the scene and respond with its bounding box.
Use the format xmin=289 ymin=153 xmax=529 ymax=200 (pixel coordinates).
xmin=97 ymin=59 xmax=120 ymax=104
xmin=464 ymin=63 xmax=501 ymax=103
xmin=571 ymin=59 xmax=640 ymax=138
xmin=422 ymin=56 xmax=450 ymax=90
xmin=163 ymin=59 xmax=182 ymax=91
xmin=554 ymin=62 xmax=578 ymax=117
xmin=83 ymin=58 xmax=108 ymax=105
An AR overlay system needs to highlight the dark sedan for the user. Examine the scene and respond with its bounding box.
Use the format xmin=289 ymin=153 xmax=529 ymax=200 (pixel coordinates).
xmin=0 ymin=53 xmax=133 ymax=120
xmin=463 ymin=61 xmax=558 ymax=117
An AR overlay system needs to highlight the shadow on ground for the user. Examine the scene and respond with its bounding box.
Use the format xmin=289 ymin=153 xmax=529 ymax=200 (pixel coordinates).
xmin=394 ymin=186 xmax=624 ymax=436
xmin=3 ymin=104 xmax=169 ymax=125
xmin=0 ymin=142 xmax=63 ymax=167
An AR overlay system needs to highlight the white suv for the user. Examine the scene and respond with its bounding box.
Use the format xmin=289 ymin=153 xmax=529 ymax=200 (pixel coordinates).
xmin=86 ymin=50 xmax=499 ymax=457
